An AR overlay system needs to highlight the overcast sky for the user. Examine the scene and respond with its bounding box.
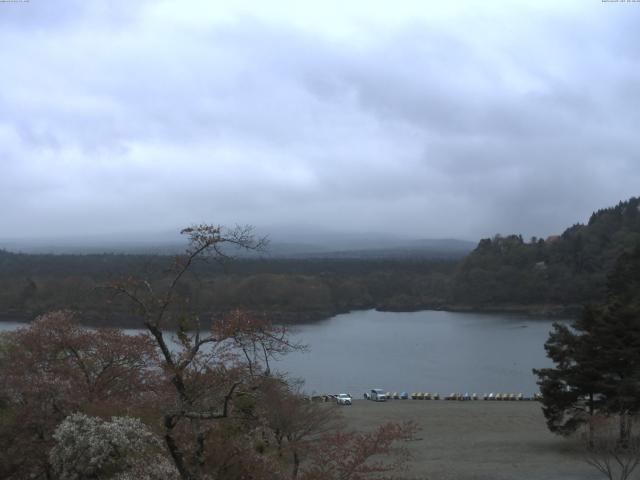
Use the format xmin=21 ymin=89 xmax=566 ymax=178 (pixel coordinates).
xmin=1 ymin=0 xmax=639 ymax=242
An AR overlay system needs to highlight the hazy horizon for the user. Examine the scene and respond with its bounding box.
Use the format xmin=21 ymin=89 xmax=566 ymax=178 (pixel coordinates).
xmin=2 ymin=1 xmax=639 ymax=241
xmin=0 ymin=223 xmax=480 ymax=255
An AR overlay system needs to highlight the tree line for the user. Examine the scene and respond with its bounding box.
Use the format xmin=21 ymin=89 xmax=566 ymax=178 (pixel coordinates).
xmin=1 ymin=196 xmax=639 ymax=326
xmin=453 ymin=196 xmax=640 ymax=308
xmin=0 ymin=249 xmax=457 ymax=326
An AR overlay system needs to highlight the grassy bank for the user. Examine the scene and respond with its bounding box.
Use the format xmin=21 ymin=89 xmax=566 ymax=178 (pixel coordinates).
xmin=341 ymin=400 xmax=598 ymax=480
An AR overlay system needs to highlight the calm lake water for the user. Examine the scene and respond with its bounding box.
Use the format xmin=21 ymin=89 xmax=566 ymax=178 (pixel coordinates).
xmin=277 ymin=309 xmax=564 ymax=396
xmin=0 ymin=309 xmax=565 ymax=396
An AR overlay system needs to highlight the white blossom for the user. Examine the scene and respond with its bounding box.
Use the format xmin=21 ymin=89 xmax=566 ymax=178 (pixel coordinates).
xmin=50 ymin=413 xmax=179 ymax=480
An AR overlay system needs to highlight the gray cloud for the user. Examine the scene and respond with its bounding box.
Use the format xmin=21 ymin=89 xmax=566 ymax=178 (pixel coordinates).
xmin=1 ymin=1 xmax=639 ymax=242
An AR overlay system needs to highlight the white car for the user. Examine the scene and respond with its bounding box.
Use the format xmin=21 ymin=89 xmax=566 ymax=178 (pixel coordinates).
xmin=336 ymin=393 xmax=352 ymax=405
xmin=370 ymin=389 xmax=387 ymax=401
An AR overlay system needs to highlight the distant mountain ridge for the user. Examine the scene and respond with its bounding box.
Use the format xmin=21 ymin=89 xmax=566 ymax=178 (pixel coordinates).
xmin=263 ymin=238 xmax=475 ymax=259
xmin=0 ymin=230 xmax=475 ymax=260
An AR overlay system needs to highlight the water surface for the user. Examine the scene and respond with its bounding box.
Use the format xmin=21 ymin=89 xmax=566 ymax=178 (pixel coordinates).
xmin=0 ymin=310 xmax=564 ymax=396
xmin=274 ymin=309 xmax=563 ymax=396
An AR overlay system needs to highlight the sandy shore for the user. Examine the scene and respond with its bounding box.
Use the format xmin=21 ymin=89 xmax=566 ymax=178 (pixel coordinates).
xmin=340 ymin=400 xmax=600 ymax=480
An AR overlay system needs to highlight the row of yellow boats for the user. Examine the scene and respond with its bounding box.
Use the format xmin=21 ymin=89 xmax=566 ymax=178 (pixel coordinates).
xmin=308 ymin=392 xmax=543 ymax=402
xmin=399 ymin=392 xmax=541 ymax=401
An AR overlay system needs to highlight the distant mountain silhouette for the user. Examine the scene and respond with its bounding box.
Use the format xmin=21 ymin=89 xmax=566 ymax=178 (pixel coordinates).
xmin=0 ymin=228 xmax=475 ymax=259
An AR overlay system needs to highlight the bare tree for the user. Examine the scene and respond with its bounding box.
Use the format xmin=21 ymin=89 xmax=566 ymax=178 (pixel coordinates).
xmin=50 ymin=223 xmax=419 ymax=480
xmin=257 ymin=378 xmax=341 ymax=478
xmin=300 ymin=421 xmax=419 ymax=480
xmin=107 ymin=224 xmax=306 ymax=480
xmin=583 ymin=415 xmax=640 ymax=480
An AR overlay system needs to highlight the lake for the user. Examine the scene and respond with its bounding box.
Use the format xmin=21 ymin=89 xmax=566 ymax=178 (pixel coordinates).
xmin=0 ymin=309 xmax=565 ymax=396
xmin=276 ymin=309 xmax=563 ymax=396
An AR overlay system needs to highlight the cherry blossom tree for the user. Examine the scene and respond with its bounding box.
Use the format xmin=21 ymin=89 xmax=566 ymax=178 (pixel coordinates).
xmin=50 ymin=413 xmax=179 ymax=480
xmin=108 ymin=225 xmax=306 ymax=479
xmin=0 ymin=224 xmax=419 ymax=480
xmin=0 ymin=311 xmax=159 ymax=479
xmin=107 ymin=225 xmax=419 ymax=480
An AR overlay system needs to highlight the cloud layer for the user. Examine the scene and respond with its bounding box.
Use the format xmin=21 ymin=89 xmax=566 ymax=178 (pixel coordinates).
xmin=1 ymin=0 xmax=639 ymax=241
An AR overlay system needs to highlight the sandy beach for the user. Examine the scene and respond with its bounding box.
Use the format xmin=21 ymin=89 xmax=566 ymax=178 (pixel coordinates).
xmin=340 ymin=400 xmax=601 ymax=480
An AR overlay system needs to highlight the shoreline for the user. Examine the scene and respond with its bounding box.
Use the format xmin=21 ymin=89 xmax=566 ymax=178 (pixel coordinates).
xmin=0 ymin=303 xmax=579 ymax=328
xmin=414 ymin=302 xmax=582 ymax=318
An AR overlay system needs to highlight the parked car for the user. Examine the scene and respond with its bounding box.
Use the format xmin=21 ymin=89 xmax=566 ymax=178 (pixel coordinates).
xmin=336 ymin=393 xmax=352 ymax=405
xmin=370 ymin=389 xmax=387 ymax=401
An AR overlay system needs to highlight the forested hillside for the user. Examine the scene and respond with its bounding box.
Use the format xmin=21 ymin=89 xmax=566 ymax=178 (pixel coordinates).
xmin=452 ymin=197 xmax=640 ymax=309
xmin=0 ymin=250 xmax=456 ymax=325
xmin=1 ymin=197 xmax=638 ymax=325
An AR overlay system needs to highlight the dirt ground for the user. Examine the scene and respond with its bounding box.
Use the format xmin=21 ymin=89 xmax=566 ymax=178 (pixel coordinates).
xmin=339 ymin=400 xmax=602 ymax=480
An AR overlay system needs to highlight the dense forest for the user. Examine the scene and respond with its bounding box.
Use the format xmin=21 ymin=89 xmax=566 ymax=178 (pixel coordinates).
xmin=453 ymin=196 xmax=640 ymax=310
xmin=1 ymin=197 xmax=639 ymax=326
xmin=0 ymin=251 xmax=457 ymax=326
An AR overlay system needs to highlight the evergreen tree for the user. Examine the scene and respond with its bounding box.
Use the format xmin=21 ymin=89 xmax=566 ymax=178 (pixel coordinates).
xmin=534 ymin=245 xmax=640 ymax=441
